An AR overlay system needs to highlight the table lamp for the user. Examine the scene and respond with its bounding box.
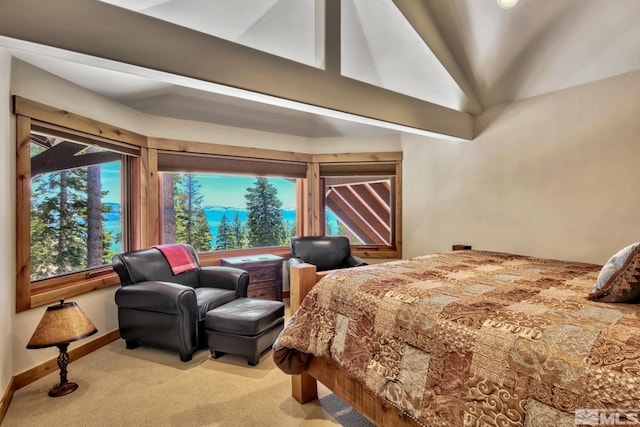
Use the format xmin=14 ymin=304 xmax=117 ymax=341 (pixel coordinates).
xmin=26 ymin=299 xmax=98 ymax=397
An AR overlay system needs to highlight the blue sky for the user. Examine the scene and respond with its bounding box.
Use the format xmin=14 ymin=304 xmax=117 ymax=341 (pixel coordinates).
xmin=101 ymin=164 xmax=296 ymax=210
xmin=196 ymin=174 xmax=296 ymax=210
xmin=101 ymin=162 xmax=121 ymax=204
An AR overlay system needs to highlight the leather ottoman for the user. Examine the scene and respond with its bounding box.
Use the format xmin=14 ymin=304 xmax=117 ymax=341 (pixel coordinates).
xmin=205 ymin=298 xmax=285 ymax=366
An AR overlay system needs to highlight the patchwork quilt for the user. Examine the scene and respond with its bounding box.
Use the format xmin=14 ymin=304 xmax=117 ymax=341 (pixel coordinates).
xmin=274 ymin=250 xmax=640 ymax=426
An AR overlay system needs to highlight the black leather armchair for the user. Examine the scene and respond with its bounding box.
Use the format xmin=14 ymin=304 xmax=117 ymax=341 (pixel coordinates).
xmin=112 ymin=244 xmax=249 ymax=362
xmin=285 ymin=236 xmax=367 ymax=289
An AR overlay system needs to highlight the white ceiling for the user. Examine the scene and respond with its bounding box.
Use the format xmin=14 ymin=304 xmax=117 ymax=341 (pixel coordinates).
xmin=2 ymin=0 xmax=639 ymax=138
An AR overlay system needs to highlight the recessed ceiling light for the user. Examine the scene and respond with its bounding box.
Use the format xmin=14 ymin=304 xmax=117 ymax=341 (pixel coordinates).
xmin=497 ymin=0 xmax=520 ymax=9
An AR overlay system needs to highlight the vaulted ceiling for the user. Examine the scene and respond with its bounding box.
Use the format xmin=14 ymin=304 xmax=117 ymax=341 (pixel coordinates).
xmin=1 ymin=0 xmax=638 ymax=139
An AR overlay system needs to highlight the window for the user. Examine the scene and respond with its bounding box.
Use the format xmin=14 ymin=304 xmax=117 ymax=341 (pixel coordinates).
xmin=15 ymin=96 xmax=143 ymax=311
xmin=159 ymin=173 xmax=297 ymax=251
xmin=155 ymin=149 xmax=307 ymax=253
xmin=29 ymin=129 xmax=135 ymax=280
xmin=323 ymin=176 xmax=394 ymax=245
xmin=316 ymin=156 xmax=402 ymax=258
xmin=14 ymin=98 xmax=401 ymax=311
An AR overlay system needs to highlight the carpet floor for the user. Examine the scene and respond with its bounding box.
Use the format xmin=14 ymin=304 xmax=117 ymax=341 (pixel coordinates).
xmin=3 ymin=338 xmax=374 ymax=427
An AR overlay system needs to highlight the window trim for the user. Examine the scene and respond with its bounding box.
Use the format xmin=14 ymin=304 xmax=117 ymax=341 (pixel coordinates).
xmin=312 ymin=152 xmax=402 ymax=259
xmin=14 ymin=96 xmax=146 ymax=312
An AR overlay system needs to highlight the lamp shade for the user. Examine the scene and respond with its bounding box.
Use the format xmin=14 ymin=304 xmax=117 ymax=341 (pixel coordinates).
xmin=27 ymin=300 xmax=97 ymax=349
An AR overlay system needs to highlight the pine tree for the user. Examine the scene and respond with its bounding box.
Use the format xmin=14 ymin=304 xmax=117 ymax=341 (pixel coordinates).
xmin=30 ymin=162 xmax=118 ymax=279
xmin=325 ymin=216 xmax=335 ymax=235
xmin=30 ymin=204 xmax=57 ymax=279
xmin=192 ymin=209 xmax=213 ymax=250
xmin=31 ymin=168 xmax=88 ymax=279
xmin=101 ymin=211 xmax=115 ymax=263
xmin=86 ymin=160 xmax=103 ymax=267
xmin=231 ymin=211 xmax=246 ymax=249
xmin=245 ymin=178 xmax=286 ymax=247
xmin=162 ymin=173 xmax=177 ymax=244
xmin=285 ymin=220 xmax=296 ymax=244
xmin=337 ymin=221 xmax=363 ymax=244
xmin=87 ymin=161 xmax=116 ymax=266
xmin=174 ymin=173 xmax=213 ymax=251
xmin=214 ymin=214 xmax=234 ymax=250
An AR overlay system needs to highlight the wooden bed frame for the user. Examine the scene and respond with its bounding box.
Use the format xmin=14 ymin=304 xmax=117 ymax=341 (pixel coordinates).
xmin=288 ymin=263 xmax=421 ymax=427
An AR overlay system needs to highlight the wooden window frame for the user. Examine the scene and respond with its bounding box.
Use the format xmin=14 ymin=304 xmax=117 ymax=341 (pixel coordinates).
xmin=147 ymin=137 xmax=311 ymax=260
xmin=311 ymin=153 xmax=403 ymax=259
xmin=14 ymin=97 xmax=147 ymax=312
xmin=13 ymin=98 xmax=402 ymax=311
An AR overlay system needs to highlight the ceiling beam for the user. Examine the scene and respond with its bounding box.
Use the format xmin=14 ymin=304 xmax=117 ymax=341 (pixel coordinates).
xmin=392 ymin=0 xmax=483 ymax=115
xmin=324 ymin=0 xmax=341 ymax=74
xmin=0 ymin=0 xmax=474 ymax=140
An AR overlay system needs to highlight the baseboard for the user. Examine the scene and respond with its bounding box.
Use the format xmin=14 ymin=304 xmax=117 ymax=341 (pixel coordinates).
xmin=0 ymin=377 xmax=15 ymax=423
xmin=13 ymin=329 xmax=120 ymax=390
xmin=0 ymin=329 xmax=120 ymax=423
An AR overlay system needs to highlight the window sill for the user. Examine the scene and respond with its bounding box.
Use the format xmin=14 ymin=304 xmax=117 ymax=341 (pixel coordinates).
xmin=199 ymin=246 xmax=291 ymax=266
xmin=23 ymin=272 xmax=120 ymax=311
xmin=352 ymin=247 xmax=401 ymax=259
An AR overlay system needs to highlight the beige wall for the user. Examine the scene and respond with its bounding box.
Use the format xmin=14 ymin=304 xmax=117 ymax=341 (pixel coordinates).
xmin=0 ymin=48 xmax=14 ymax=398
xmin=11 ymin=59 xmax=312 ymax=151
xmin=309 ymin=133 xmax=402 ymax=154
xmin=402 ymin=70 xmax=640 ymax=264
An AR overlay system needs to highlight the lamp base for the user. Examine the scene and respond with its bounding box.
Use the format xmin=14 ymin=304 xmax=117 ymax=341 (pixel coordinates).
xmin=48 ymin=381 xmax=78 ymax=397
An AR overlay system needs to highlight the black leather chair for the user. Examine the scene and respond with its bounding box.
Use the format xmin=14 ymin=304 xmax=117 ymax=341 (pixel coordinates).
xmin=285 ymin=236 xmax=367 ymax=289
xmin=112 ymin=244 xmax=249 ymax=362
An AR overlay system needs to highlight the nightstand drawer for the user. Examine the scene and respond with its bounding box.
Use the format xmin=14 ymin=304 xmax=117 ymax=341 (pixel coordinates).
xmin=220 ymin=254 xmax=283 ymax=301
xmin=248 ymin=283 xmax=278 ymax=300
xmin=246 ymin=264 xmax=281 ymax=282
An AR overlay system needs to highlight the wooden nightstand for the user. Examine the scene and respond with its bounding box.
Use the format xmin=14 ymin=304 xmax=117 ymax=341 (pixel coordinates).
xmin=220 ymin=254 xmax=283 ymax=301
xmin=452 ymin=245 xmax=472 ymax=251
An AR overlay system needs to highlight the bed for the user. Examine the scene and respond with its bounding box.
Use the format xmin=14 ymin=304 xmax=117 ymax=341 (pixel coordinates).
xmin=273 ymin=249 xmax=640 ymax=427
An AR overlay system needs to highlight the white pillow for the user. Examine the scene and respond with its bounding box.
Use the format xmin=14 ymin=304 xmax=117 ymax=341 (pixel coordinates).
xmin=593 ymin=242 xmax=640 ymax=292
xmin=589 ymin=242 xmax=640 ymax=303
